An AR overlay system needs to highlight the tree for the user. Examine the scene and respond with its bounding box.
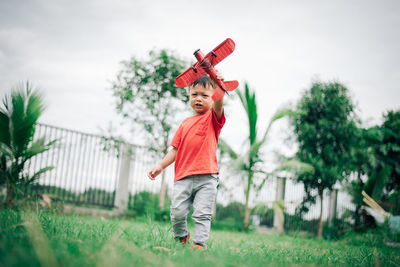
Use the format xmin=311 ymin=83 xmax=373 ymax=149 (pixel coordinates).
xmin=292 ymin=80 xmax=357 ymax=238
xmin=377 ymin=111 xmax=400 ymax=194
xmin=111 ymin=50 xmax=189 ymax=209
xmin=347 ymin=110 xmax=400 ymax=221
xmin=346 ymin=126 xmax=381 ymax=227
xmin=0 ymin=82 xmax=55 ymax=207
xmin=364 ymin=110 xmax=400 ymax=215
xmin=219 ymin=83 xmax=294 ymax=230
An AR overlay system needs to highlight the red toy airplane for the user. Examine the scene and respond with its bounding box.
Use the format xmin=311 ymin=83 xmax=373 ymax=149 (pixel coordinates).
xmin=175 ymin=38 xmax=239 ymax=101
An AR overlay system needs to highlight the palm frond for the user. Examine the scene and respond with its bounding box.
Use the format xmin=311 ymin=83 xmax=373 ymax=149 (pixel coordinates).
xmin=24 ymin=138 xmax=57 ymax=161
xmin=25 ymin=166 xmax=55 ymax=185
xmin=236 ymin=84 xmax=258 ymax=145
xmin=236 ymin=86 xmax=247 ymax=112
xmin=272 ymin=159 xmax=314 ymax=176
xmin=218 ymin=138 xmax=238 ymax=159
xmin=0 ymin=142 xmax=13 ymax=159
xmin=245 ymin=84 xmax=258 ymax=145
xmin=13 ymin=84 xmax=45 ymax=156
xmin=248 ymin=139 xmax=266 ymax=161
xmin=262 ymin=108 xmax=296 ymax=141
xmin=0 ymin=111 xmax=10 ymax=145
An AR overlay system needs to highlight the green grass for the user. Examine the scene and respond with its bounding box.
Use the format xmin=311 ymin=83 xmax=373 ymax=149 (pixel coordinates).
xmin=0 ymin=209 xmax=399 ymax=267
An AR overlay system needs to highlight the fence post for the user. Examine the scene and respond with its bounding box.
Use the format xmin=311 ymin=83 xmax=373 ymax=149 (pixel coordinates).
xmin=273 ymin=177 xmax=286 ymax=234
xmin=328 ymin=189 xmax=338 ymax=225
xmin=114 ymin=144 xmax=132 ymax=214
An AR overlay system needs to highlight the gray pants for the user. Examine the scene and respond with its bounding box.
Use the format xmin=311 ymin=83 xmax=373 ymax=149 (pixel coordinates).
xmin=170 ymin=174 xmax=218 ymax=246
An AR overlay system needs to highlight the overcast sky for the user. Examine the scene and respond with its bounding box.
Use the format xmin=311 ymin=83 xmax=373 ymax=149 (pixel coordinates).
xmin=1 ymin=0 xmax=399 ymax=152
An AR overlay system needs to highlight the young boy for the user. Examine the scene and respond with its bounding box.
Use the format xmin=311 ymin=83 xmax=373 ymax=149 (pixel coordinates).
xmin=147 ymin=73 xmax=225 ymax=250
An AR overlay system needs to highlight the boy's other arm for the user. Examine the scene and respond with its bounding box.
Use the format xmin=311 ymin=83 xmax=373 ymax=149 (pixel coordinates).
xmin=147 ymin=147 xmax=177 ymax=180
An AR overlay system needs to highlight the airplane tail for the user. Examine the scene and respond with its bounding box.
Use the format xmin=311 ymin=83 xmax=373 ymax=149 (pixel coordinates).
xmin=212 ymin=80 xmax=239 ymax=101
xmin=224 ymin=80 xmax=239 ymax=91
xmin=212 ymin=87 xmax=225 ymax=101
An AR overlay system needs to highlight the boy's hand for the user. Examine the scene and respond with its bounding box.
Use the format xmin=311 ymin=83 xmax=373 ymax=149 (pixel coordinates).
xmin=147 ymin=164 xmax=163 ymax=180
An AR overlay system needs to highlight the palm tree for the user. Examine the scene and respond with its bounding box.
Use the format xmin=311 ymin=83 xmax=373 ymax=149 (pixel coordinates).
xmin=0 ymin=82 xmax=55 ymax=207
xmin=219 ymin=83 xmax=296 ymax=230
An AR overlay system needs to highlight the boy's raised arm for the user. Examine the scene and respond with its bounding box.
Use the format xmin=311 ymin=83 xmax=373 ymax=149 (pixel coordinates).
xmin=213 ymin=98 xmax=224 ymax=122
xmin=147 ymin=147 xmax=177 ymax=180
xmin=213 ymin=70 xmax=224 ymax=122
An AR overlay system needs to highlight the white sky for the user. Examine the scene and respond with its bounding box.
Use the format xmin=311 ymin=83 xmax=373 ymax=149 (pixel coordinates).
xmin=1 ymin=0 xmax=399 ymax=154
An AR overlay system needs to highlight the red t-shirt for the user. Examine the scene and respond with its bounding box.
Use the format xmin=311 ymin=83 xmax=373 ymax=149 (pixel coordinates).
xmin=171 ymin=109 xmax=225 ymax=182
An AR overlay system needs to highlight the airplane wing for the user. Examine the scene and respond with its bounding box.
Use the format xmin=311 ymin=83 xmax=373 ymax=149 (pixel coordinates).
xmin=206 ymin=38 xmax=236 ymax=66
xmin=174 ymin=62 xmax=206 ymax=88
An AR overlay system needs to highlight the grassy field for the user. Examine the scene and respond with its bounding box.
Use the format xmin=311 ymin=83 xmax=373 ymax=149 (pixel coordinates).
xmin=0 ymin=209 xmax=399 ymax=267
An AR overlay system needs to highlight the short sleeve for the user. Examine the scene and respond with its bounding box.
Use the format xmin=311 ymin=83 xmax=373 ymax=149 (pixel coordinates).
xmin=171 ymin=123 xmax=183 ymax=149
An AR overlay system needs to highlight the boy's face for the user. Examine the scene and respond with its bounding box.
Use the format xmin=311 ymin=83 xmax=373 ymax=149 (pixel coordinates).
xmin=188 ymin=84 xmax=214 ymax=115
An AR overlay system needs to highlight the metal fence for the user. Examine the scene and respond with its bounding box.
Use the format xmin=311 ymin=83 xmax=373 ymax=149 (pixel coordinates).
xmin=26 ymin=123 xmax=121 ymax=208
xmin=25 ymin=123 xmax=355 ymax=225
xmin=25 ymin=123 xmax=176 ymax=208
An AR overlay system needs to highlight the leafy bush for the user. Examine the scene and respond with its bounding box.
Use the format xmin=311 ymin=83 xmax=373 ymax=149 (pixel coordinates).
xmin=251 ymin=203 xmax=274 ymax=227
xmin=0 ymin=83 xmax=56 ymax=207
xmin=214 ymin=202 xmax=246 ymax=231
xmin=284 ymin=213 xmax=319 ymax=233
xmin=128 ymin=191 xmax=170 ymax=221
xmin=212 ymin=217 xmax=245 ymax=231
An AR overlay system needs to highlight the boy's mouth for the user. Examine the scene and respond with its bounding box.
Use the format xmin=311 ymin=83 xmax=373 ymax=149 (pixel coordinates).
xmin=195 ymin=103 xmax=202 ymax=107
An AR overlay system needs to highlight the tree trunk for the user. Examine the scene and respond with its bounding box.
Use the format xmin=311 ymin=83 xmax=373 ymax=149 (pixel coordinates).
xmin=158 ymin=170 xmax=167 ymax=210
xmin=317 ymin=189 xmax=324 ymax=239
xmin=243 ymin=173 xmax=252 ymax=230
xmin=244 ymin=204 xmax=250 ymax=230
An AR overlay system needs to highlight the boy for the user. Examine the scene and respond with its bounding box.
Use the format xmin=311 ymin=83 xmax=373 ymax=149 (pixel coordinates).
xmin=147 ymin=73 xmax=225 ymax=250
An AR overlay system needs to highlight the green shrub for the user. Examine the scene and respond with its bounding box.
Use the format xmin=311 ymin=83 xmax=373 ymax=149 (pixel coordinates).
xmin=128 ymin=191 xmax=170 ymax=221
xmin=284 ymin=213 xmax=319 ymax=234
xmin=215 ymin=202 xmax=243 ymax=222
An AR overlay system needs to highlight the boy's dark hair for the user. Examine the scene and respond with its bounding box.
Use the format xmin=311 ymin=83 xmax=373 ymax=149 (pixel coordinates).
xmin=189 ymin=74 xmax=217 ymax=91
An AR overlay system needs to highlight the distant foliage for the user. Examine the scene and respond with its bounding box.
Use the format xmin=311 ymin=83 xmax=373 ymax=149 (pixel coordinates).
xmin=111 ymin=49 xmax=189 ymax=154
xmin=346 ymin=110 xmax=400 ymax=217
xmin=128 ymin=191 xmax=170 ymax=221
xmin=377 ymin=110 xmax=400 ymax=195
